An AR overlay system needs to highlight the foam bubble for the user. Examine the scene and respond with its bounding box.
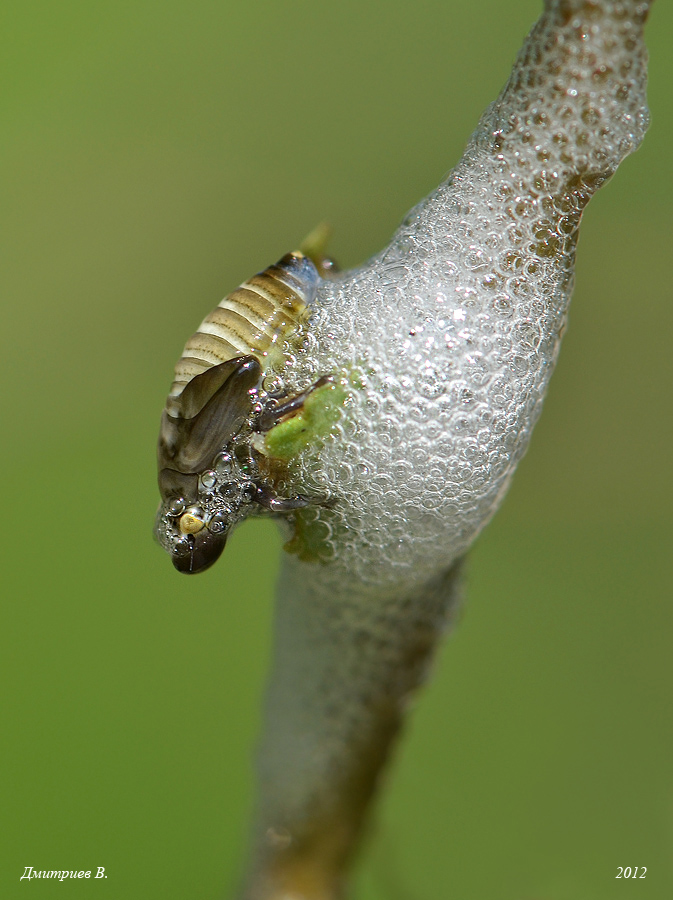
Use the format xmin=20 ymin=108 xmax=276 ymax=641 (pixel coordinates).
xmin=271 ymin=0 xmax=650 ymax=597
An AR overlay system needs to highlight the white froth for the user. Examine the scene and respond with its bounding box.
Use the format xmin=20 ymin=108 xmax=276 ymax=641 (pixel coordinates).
xmin=243 ymin=4 xmax=652 ymax=882
xmin=277 ymin=0 xmax=650 ymax=597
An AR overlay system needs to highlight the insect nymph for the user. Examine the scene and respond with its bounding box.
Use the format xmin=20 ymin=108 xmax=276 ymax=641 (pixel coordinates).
xmin=155 ymin=250 xmax=333 ymax=574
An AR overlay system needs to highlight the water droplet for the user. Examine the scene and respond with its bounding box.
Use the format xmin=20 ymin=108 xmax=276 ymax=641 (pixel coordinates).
xmin=167 ymin=498 xmax=185 ymax=517
xmin=262 ymin=374 xmax=285 ymax=396
xmin=419 ymin=368 xmax=445 ymax=399
xmin=214 ymin=452 xmax=232 ymax=473
xmin=200 ymin=470 xmax=217 ymax=490
xmin=492 ymin=294 xmax=513 ymax=317
xmin=208 ymin=512 xmax=229 ymax=534
xmin=173 ymin=538 xmax=191 ymax=558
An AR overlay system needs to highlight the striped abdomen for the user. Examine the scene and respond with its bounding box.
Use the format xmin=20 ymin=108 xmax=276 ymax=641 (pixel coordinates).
xmin=169 ymin=252 xmax=321 ymax=399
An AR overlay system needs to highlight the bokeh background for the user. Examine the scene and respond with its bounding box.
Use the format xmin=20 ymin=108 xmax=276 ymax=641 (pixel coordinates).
xmin=2 ymin=1 xmax=671 ymax=897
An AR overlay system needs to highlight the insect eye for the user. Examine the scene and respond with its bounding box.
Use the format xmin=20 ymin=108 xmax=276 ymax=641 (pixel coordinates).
xmin=179 ymin=507 xmax=205 ymax=534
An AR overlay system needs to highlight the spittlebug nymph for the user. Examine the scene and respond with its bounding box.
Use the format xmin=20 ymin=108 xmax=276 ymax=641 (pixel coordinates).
xmin=155 ymin=251 xmax=335 ymax=574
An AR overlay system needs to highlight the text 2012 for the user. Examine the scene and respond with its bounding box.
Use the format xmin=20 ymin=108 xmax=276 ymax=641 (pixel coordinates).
xmin=616 ymin=867 xmax=646 ymax=878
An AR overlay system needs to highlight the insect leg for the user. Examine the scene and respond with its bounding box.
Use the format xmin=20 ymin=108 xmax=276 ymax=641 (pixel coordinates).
xmin=253 ymin=483 xmax=312 ymax=513
xmin=258 ymin=375 xmax=334 ymax=433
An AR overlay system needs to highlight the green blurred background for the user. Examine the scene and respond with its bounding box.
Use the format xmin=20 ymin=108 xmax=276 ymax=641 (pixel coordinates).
xmin=2 ymin=1 xmax=671 ymax=897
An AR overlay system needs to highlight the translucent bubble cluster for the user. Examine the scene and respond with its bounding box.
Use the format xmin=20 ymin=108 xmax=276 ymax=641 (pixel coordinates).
xmin=241 ymin=3 xmax=652 ymax=887
xmin=275 ymin=0 xmax=651 ymax=597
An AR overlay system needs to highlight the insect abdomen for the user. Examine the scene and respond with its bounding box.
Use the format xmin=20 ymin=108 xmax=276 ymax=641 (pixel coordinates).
xmin=170 ymin=252 xmax=320 ymax=398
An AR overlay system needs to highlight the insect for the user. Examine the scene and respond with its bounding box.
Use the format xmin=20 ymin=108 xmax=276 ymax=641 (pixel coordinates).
xmin=155 ymin=249 xmax=336 ymax=574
